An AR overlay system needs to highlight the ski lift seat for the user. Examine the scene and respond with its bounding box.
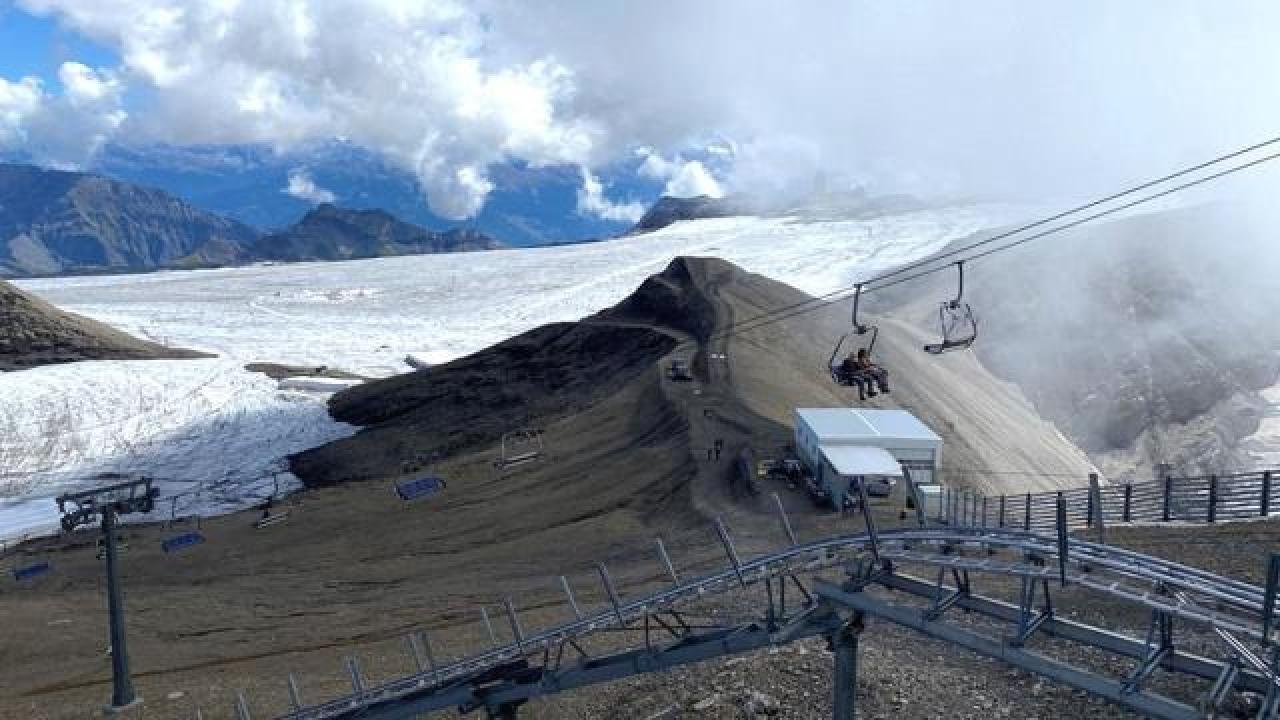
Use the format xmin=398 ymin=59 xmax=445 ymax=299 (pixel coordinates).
xmin=495 ymin=451 xmax=541 ymax=470
xmin=161 ymin=531 xmax=205 ymax=554
xmin=13 ymin=560 xmax=51 ymax=582
xmin=254 ymin=511 xmax=290 ymax=529
xmin=396 ymin=475 xmax=446 ymax=501
xmin=923 ymin=263 xmax=978 ymax=354
xmin=494 ymin=429 xmax=545 ymax=472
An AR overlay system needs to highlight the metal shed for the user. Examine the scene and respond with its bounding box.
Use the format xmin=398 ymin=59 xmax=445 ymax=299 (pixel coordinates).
xmin=793 ymin=408 xmax=943 ymax=509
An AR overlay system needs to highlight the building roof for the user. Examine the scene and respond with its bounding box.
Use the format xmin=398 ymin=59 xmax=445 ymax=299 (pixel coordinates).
xmin=795 ymin=408 xmax=942 ymax=449
xmin=819 ymin=445 xmax=904 ymax=477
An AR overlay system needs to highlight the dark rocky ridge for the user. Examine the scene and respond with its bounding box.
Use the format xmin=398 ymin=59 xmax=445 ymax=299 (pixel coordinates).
xmin=0 ymin=163 xmax=258 ymax=276
xmin=0 ymin=279 xmax=207 ymax=370
xmin=630 ymin=195 xmax=747 ymax=233
xmin=252 ymin=203 xmax=501 ymax=261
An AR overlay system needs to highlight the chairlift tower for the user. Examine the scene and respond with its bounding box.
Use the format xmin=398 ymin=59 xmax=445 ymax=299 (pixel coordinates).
xmin=56 ymin=476 xmax=159 ymax=713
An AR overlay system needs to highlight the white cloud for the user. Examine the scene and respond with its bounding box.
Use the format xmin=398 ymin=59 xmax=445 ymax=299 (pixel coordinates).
xmin=576 ymin=167 xmax=645 ymax=223
xmin=284 ymin=168 xmax=335 ymax=205
xmin=18 ymin=0 xmax=599 ymax=219
xmin=0 ymin=75 xmax=43 ymax=145
xmin=12 ymin=1 xmax=1280 ymax=209
xmin=636 ymin=149 xmax=724 ymax=198
xmin=0 ymin=62 xmax=126 ymax=169
xmin=663 ymin=160 xmax=723 ymax=199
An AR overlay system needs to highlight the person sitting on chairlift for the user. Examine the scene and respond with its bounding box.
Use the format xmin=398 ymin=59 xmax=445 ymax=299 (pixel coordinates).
xmin=841 ymin=352 xmax=872 ymax=399
xmin=855 ymin=348 xmax=889 ymax=398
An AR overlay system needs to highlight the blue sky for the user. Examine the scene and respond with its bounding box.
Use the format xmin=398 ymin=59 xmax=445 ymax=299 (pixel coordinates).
xmin=0 ymin=3 xmax=115 ymax=87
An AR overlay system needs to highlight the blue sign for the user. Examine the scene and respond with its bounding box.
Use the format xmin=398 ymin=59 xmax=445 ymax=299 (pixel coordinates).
xmin=13 ymin=561 xmax=51 ymax=581
xmin=161 ymin=532 xmax=206 ymax=554
xmin=396 ymin=475 xmax=446 ymax=501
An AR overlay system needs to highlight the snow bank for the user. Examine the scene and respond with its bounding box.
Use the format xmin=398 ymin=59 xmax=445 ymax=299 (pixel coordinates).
xmin=0 ymin=359 xmax=355 ymax=541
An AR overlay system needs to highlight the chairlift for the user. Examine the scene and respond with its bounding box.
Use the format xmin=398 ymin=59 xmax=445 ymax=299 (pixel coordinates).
xmin=493 ymin=428 xmax=544 ymax=473
xmin=253 ymin=472 xmax=292 ymax=529
xmin=161 ymin=492 xmax=205 ymax=554
xmin=828 ymin=284 xmax=880 ymax=386
xmin=924 ymin=262 xmax=978 ymax=355
xmin=5 ymin=534 xmax=52 ymax=583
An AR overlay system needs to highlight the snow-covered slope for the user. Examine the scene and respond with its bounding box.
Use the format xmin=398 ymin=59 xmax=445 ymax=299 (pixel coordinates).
xmin=2 ymin=205 xmax=1011 ymax=540
xmin=18 ymin=207 xmax=1008 ymax=376
xmin=0 ymin=358 xmax=355 ymax=540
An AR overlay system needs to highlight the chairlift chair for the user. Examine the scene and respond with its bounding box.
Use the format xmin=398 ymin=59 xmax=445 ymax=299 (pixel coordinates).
xmin=253 ymin=472 xmax=292 ymax=529
xmin=5 ymin=534 xmax=52 ymax=583
xmin=923 ymin=262 xmax=978 ymax=354
xmin=161 ymin=491 xmax=206 ymax=554
xmin=828 ymin=284 xmax=881 ymax=386
xmin=493 ymin=428 xmax=544 ymax=473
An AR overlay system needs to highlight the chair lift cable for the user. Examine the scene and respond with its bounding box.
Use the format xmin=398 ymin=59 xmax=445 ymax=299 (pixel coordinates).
xmin=688 ymin=143 xmax=1280 ymax=347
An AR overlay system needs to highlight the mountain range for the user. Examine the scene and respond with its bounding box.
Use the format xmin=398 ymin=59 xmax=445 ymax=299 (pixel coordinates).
xmin=86 ymin=142 xmax=651 ymax=245
xmin=0 ymin=163 xmax=504 ymax=277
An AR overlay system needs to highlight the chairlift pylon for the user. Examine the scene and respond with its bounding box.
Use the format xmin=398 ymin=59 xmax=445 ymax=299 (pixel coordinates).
xmin=828 ymin=284 xmax=880 ymax=386
xmin=923 ymin=261 xmax=978 ymax=355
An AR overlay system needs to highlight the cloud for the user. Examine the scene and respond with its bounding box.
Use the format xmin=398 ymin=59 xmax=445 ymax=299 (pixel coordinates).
xmin=18 ymin=0 xmax=599 ymax=219
xmin=576 ymin=167 xmax=645 ymax=223
xmin=637 ymin=150 xmax=724 ymax=198
xmin=13 ymin=0 xmax=1280 ymax=211
xmin=0 ymin=62 xmax=125 ymax=168
xmin=0 ymin=76 xmax=43 ymax=145
xmin=284 ymin=168 xmax=335 ymax=205
xmin=664 ymin=160 xmax=723 ymax=199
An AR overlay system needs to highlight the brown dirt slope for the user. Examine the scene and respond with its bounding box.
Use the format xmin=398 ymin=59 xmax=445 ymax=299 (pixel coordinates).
xmin=0 ymin=280 xmax=208 ymax=371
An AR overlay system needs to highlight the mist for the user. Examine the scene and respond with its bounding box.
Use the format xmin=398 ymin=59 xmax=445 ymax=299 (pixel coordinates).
xmin=5 ymin=1 xmax=1279 ymax=217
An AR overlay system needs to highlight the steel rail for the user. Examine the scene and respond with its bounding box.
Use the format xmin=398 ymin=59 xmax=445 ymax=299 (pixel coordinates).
xmin=274 ymin=527 xmax=1272 ymax=720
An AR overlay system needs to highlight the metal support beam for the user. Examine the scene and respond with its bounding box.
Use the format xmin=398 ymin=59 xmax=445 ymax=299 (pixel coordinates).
xmin=102 ymin=508 xmax=137 ymax=709
xmin=714 ymin=518 xmax=746 ymax=586
xmin=773 ymin=492 xmax=801 ymax=544
xmin=814 ymin=580 xmax=1203 ymax=720
xmin=831 ymin=615 xmax=865 ymax=720
xmin=560 ymin=575 xmax=582 ymax=620
xmin=596 ymin=562 xmax=625 ymax=624
xmin=1264 ymin=553 xmax=1280 ymax=644
xmin=1124 ymin=610 xmax=1173 ymax=693
xmin=286 ymin=673 xmax=302 ymax=711
xmin=655 ymin=538 xmax=679 ymax=585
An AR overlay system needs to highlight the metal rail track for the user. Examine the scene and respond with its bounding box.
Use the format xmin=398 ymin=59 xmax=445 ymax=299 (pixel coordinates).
xmin=238 ymin=491 xmax=1280 ymax=720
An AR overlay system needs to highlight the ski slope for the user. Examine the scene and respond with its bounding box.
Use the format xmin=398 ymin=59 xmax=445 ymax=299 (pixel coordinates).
xmin=3 ymin=207 xmax=1013 ymax=540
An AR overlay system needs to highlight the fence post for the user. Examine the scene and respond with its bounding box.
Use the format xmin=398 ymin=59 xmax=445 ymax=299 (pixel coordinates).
xmin=1024 ymin=493 xmax=1032 ymax=531
xmin=1162 ymin=475 xmax=1173 ymax=522
xmin=981 ymin=496 xmax=988 ymax=530
xmin=1085 ymin=482 xmax=1094 ymax=529
xmin=998 ymin=495 xmax=1006 ymax=528
xmin=1088 ymin=473 xmax=1105 ymax=544
xmin=1263 ymin=471 xmax=1272 ymax=517
xmin=1123 ymin=484 xmax=1132 ymax=523
xmin=1208 ymin=474 xmax=1218 ymax=524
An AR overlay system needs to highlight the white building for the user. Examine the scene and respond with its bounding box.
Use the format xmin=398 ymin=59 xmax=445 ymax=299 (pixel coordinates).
xmin=793 ymin=408 xmax=943 ymax=509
